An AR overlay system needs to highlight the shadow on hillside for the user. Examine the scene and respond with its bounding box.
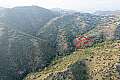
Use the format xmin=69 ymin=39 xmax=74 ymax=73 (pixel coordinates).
xmin=70 ymin=59 xmax=89 ymax=80
xmin=114 ymin=25 xmax=120 ymax=40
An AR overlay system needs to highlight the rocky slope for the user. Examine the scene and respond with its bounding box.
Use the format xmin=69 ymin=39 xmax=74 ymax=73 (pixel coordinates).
xmin=25 ymin=40 xmax=120 ymax=80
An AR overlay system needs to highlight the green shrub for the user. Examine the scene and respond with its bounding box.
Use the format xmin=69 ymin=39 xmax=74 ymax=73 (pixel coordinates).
xmin=84 ymin=48 xmax=92 ymax=54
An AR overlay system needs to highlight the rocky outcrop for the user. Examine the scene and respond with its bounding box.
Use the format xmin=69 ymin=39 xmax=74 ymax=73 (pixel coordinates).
xmin=45 ymin=69 xmax=75 ymax=80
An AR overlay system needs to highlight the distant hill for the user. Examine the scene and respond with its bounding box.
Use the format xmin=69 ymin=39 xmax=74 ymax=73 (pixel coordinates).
xmin=51 ymin=8 xmax=77 ymax=15
xmin=94 ymin=10 xmax=120 ymax=16
xmin=0 ymin=6 xmax=59 ymax=35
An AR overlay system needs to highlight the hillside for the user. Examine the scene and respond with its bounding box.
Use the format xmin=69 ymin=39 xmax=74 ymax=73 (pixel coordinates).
xmin=84 ymin=15 xmax=120 ymax=40
xmin=0 ymin=6 xmax=59 ymax=35
xmin=37 ymin=13 xmax=100 ymax=55
xmin=24 ymin=40 xmax=120 ymax=80
xmin=0 ymin=6 xmax=120 ymax=80
xmin=0 ymin=6 xmax=59 ymax=80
